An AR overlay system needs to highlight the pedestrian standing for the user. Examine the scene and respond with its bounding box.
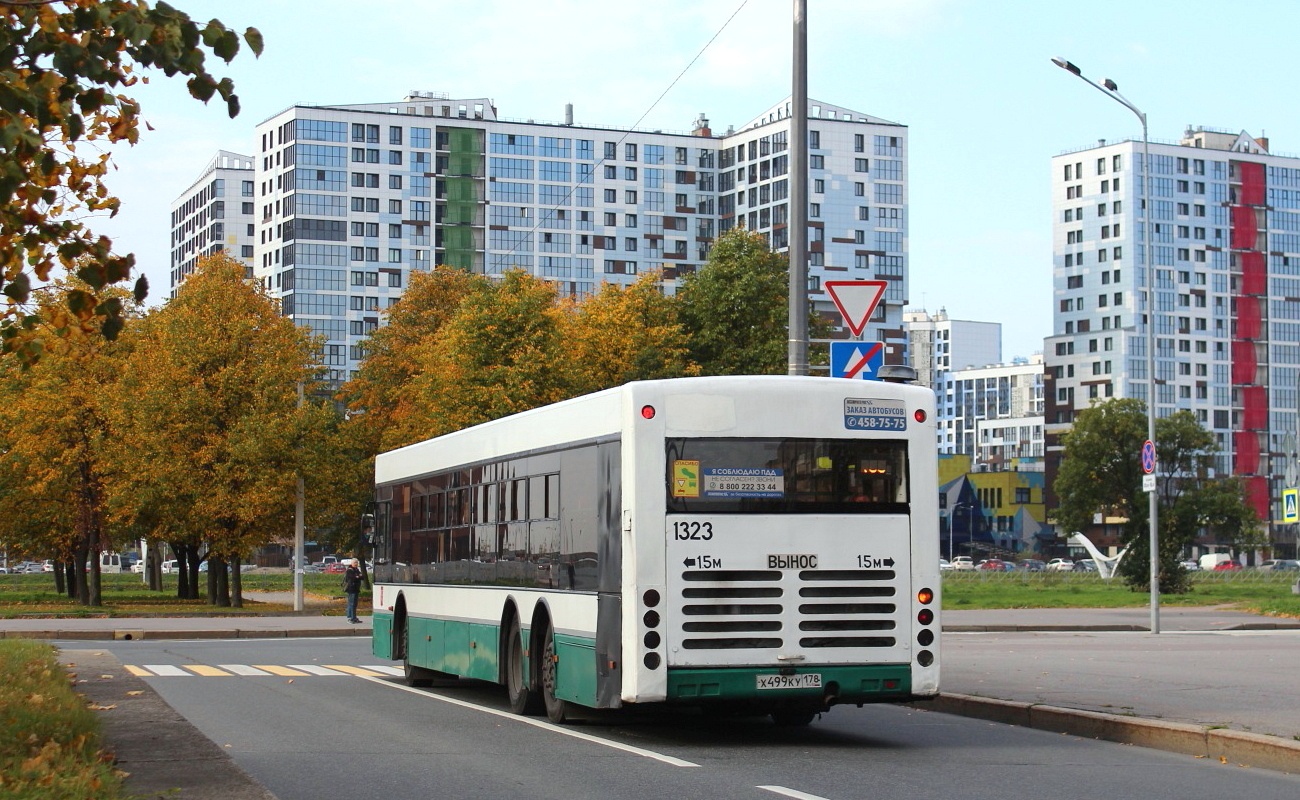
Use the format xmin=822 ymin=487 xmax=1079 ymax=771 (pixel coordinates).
xmin=343 ymin=558 xmax=363 ymax=623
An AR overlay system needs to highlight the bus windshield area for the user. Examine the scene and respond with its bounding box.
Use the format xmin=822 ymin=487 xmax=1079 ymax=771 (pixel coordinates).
xmin=665 ymin=437 xmax=910 ymax=514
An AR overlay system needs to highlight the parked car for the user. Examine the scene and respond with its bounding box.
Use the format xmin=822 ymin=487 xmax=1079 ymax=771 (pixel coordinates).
xmin=1179 ymin=560 xmax=1200 ymax=572
xmin=1212 ymin=560 xmax=1243 ymax=571
xmin=1261 ymin=559 xmax=1300 ymax=571
xmin=1073 ymin=559 xmax=1098 ymax=572
xmin=978 ymin=559 xmax=1013 ymax=571
xmin=949 ymin=556 xmax=975 ymax=571
xmin=1046 ymin=558 xmax=1074 ymax=572
xmin=41 ymin=559 xmax=55 ymax=573
xmin=131 ymin=561 xmax=146 ymax=574
xmin=161 ymin=560 xmax=177 ymax=574
xmin=323 ymin=561 xmax=347 ymax=574
xmin=939 ymin=558 xmax=952 ymax=572
xmin=1019 ymin=559 xmax=1046 ymax=572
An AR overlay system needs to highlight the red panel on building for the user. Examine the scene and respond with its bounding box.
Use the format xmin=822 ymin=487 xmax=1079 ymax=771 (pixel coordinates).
xmin=1234 ymin=431 xmax=1260 ymax=473
xmin=1245 ymin=476 xmax=1269 ymax=520
xmin=1237 ymin=296 xmax=1262 ymax=339
xmin=1239 ymin=161 xmax=1266 ymax=206
xmin=1231 ymin=340 xmax=1256 ymax=383
xmin=1241 ymin=251 xmax=1267 ymax=295
xmin=1243 ymin=385 xmax=1268 ymax=430
xmin=1230 ymin=206 xmax=1258 ymax=249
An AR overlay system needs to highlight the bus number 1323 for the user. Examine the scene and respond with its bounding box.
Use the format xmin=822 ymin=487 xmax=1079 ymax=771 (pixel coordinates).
xmin=673 ymin=521 xmax=714 ymax=540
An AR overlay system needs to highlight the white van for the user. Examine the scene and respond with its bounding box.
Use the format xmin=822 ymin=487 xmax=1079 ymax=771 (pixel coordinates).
xmin=92 ymin=552 xmax=123 ymax=573
xmin=161 ymin=560 xmax=178 ymax=574
xmin=1199 ymin=553 xmax=1232 ymax=571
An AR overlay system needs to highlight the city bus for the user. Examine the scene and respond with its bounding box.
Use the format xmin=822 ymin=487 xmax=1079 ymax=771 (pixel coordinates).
xmin=370 ymin=375 xmax=940 ymax=725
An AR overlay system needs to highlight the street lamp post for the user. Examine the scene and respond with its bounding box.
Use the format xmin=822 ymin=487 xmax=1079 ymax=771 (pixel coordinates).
xmin=953 ymin=502 xmax=976 ymax=560
xmin=1052 ymin=57 xmax=1160 ymax=634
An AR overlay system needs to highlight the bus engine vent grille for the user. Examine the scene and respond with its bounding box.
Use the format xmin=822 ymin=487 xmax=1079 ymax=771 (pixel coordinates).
xmin=679 ymin=570 xmax=785 ymax=650
xmin=795 ymin=569 xmax=897 ymax=649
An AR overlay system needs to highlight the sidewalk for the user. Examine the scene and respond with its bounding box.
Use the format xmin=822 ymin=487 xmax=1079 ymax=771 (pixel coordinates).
xmin=4 ymin=604 xmax=1298 ymax=796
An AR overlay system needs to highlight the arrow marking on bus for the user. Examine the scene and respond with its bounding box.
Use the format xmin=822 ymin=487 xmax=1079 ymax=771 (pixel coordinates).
xmin=683 ymin=558 xmax=696 ymax=567
xmin=364 ymin=675 xmax=700 ymax=768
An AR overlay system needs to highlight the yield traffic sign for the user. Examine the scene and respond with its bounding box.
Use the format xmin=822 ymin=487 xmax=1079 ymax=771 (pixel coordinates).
xmin=825 ymin=280 xmax=887 ymax=336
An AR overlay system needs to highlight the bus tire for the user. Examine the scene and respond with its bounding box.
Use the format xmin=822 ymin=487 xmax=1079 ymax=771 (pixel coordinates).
xmin=540 ymin=626 xmax=569 ymax=724
xmin=401 ymin=617 xmax=435 ymax=687
xmin=506 ymin=616 xmax=542 ymax=715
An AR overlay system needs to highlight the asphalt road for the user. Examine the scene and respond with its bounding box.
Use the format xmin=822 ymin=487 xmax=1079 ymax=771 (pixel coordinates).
xmin=84 ymin=636 xmax=1300 ymax=800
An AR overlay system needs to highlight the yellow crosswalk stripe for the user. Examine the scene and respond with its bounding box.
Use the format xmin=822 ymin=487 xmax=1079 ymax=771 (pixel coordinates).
xmin=323 ymin=664 xmax=385 ymax=677
xmin=124 ymin=665 xmax=151 ymax=677
xmin=183 ymin=665 xmax=232 ymax=677
xmin=253 ymin=665 xmax=311 ymax=676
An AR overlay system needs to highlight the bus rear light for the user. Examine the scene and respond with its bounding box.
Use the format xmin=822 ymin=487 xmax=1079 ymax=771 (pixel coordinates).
xmin=643 ymin=610 xmax=660 ymax=628
xmin=641 ymin=405 xmax=656 ymax=419
xmin=643 ymin=589 xmax=660 ymax=607
xmin=643 ymin=653 xmax=661 ymax=670
xmin=913 ymin=409 xmax=927 ymax=423
xmin=917 ymin=608 xmax=934 ymax=626
xmin=917 ymin=629 xmax=934 ymax=646
xmin=644 ymin=631 xmax=661 ymax=649
xmin=917 ymin=650 xmax=934 ymax=667
xmin=917 ymin=588 xmax=933 ymax=605
xmin=883 ymin=679 xmax=898 ymax=690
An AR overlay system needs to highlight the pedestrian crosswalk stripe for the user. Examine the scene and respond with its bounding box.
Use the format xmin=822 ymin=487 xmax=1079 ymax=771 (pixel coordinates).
xmin=125 ymin=665 xmax=151 ymax=677
xmin=220 ymin=664 xmax=272 ymax=676
xmin=323 ymin=665 xmax=385 ymax=677
xmin=287 ymin=664 xmax=346 ymax=676
xmin=370 ymin=665 xmax=405 ymax=677
xmin=184 ymin=665 xmax=232 ymax=677
xmin=253 ymin=665 xmax=310 ymax=676
xmin=143 ymin=664 xmax=190 ymax=676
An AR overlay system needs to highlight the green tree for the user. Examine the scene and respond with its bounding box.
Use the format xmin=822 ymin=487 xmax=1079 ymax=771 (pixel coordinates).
xmin=0 ymin=1 xmax=261 ymax=362
xmin=677 ymin=228 xmax=791 ymax=375
xmin=1054 ymin=400 xmax=1259 ymax=592
xmin=110 ymin=254 xmax=330 ymax=606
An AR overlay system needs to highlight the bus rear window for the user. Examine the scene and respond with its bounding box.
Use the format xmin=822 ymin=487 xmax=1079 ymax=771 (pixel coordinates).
xmin=665 ymin=437 xmax=909 ymax=514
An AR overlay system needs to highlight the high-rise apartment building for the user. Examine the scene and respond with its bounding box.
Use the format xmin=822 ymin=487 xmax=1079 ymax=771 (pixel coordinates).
xmin=169 ymin=150 xmax=256 ymax=297
xmin=243 ymin=93 xmax=910 ymax=385
xmin=1045 ymin=126 xmax=1299 ymax=533
xmin=902 ymin=308 xmax=1004 ymax=452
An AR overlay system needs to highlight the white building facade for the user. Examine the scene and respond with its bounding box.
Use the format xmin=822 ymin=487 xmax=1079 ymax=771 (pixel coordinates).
xmin=241 ymin=93 xmax=910 ymax=386
xmin=902 ymin=308 xmax=1005 ymax=453
xmin=169 ymin=150 xmax=256 ymax=297
xmin=1045 ymin=126 xmax=1300 ymax=525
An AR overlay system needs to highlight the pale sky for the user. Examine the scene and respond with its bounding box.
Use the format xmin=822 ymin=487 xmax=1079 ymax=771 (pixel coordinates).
xmin=87 ymin=0 xmax=1300 ymax=359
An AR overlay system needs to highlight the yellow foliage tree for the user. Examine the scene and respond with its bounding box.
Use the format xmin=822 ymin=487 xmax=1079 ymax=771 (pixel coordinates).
xmin=110 ymin=254 xmax=330 ymax=606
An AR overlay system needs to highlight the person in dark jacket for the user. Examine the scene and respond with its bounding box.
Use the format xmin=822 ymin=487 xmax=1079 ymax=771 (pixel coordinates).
xmin=343 ymin=559 xmax=363 ymax=623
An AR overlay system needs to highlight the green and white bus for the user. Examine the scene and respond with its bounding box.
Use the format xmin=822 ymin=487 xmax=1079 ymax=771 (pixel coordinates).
xmin=370 ymin=375 xmax=940 ymax=725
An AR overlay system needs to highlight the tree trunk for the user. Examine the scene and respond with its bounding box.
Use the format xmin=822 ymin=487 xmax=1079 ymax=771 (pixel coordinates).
xmin=72 ymin=545 xmax=90 ymax=605
xmin=231 ymin=554 xmax=243 ymax=608
xmin=54 ymin=561 xmax=66 ymax=595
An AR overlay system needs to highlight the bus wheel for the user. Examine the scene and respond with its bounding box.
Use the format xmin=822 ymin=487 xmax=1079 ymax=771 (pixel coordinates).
xmin=506 ymin=617 xmax=542 ymax=715
xmin=401 ymin=618 xmax=434 ymax=687
xmin=540 ymin=627 xmax=569 ymax=724
xmin=771 ymin=708 xmax=817 ymax=727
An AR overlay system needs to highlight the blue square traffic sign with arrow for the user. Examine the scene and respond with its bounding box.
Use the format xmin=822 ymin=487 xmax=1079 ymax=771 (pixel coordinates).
xmin=830 ymin=341 xmax=884 ymax=380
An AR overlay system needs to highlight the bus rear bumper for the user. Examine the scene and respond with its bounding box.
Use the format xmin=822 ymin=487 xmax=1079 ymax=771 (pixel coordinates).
xmin=666 ymin=664 xmax=916 ymax=707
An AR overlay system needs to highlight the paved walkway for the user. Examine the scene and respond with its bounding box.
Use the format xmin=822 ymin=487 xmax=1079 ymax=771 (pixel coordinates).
xmin=5 ymin=604 xmax=1298 ymax=796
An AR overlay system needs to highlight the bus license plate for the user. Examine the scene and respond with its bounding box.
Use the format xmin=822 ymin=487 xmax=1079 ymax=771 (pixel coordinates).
xmin=756 ymin=673 xmax=822 ymax=690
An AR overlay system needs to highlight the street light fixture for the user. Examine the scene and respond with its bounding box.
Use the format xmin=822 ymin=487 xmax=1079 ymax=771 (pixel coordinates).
xmin=1051 ymin=56 xmax=1160 ymax=634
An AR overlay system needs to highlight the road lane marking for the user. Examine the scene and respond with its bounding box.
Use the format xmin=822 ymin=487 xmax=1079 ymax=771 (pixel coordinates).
xmin=323 ymin=664 xmax=386 ymax=677
xmin=369 ymin=665 xmax=405 ymax=676
xmin=124 ymin=665 xmax=151 ymax=677
xmin=758 ymin=786 xmax=833 ymax=800
xmin=183 ymin=665 xmax=232 ymax=677
xmin=362 ymin=675 xmax=700 ymax=768
xmin=220 ymin=664 xmax=273 ymax=676
xmin=253 ymin=665 xmax=311 ymax=676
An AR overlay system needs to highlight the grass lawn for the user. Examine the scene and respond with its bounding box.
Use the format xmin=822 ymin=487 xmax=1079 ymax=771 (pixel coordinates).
xmin=942 ymin=570 xmax=1300 ymax=617
xmin=0 ymin=572 xmax=362 ymax=618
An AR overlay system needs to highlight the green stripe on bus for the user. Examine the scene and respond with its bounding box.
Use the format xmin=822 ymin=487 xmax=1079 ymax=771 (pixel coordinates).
xmin=552 ymin=632 xmax=598 ymax=707
xmin=667 ymin=665 xmax=913 ymax=702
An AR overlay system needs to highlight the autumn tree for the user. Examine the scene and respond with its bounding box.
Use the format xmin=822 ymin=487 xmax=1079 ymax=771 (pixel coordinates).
xmin=110 ymin=254 xmax=332 ymax=606
xmin=341 ymin=266 xmax=487 ymax=452
xmin=1054 ymin=400 xmax=1258 ymax=592
xmin=0 ymin=1 xmax=261 ymax=362
xmin=0 ymin=281 xmax=138 ymax=605
xmin=559 ymin=271 xmax=699 ymax=395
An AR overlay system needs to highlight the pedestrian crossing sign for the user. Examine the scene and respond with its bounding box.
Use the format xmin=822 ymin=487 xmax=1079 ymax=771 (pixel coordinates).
xmin=1283 ymin=488 xmax=1299 ymax=524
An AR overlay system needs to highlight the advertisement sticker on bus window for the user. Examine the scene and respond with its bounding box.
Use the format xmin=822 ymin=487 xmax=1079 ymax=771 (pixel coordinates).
xmin=844 ymin=397 xmax=907 ymax=431
xmin=672 ymin=460 xmax=700 ymax=498
xmin=701 ymin=467 xmax=784 ymax=498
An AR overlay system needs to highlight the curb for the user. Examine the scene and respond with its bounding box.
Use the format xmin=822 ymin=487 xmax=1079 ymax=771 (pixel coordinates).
xmin=2 ymin=626 xmax=370 ymax=641
xmin=921 ymin=693 xmax=1300 ymax=774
